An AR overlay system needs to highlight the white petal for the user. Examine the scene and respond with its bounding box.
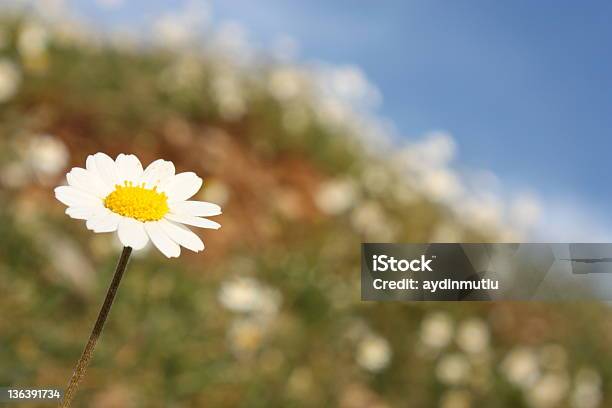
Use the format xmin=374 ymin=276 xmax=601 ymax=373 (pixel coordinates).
xmin=86 ymin=211 xmax=121 ymax=233
xmin=92 ymin=152 xmax=119 ymax=188
xmin=140 ymin=159 xmax=175 ymax=189
xmin=117 ymin=217 xmax=149 ymax=250
xmin=169 ymin=200 xmax=222 ymax=217
xmin=66 ymin=167 xmax=111 ymax=197
xmin=159 ymin=219 xmax=204 ymax=253
xmin=145 ymin=221 xmax=181 ymax=258
xmin=66 ymin=206 xmax=107 ymax=220
xmin=159 ymin=172 xmax=202 ymax=202
xmin=86 ymin=154 xmax=98 ymax=174
xmin=165 ymin=213 xmax=221 ymax=229
xmin=55 ymin=186 xmax=103 ymax=207
xmin=115 ymin=154 xmax=144 ymax=185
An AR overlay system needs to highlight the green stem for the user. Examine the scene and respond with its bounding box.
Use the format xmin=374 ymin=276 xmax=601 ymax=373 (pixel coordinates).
xmin=59 ymin=246 xmax=132 ymax=408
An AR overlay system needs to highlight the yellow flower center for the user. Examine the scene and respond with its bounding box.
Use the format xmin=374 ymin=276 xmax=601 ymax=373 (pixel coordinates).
xmin=104 ymin=181 xmax=169 ymax=222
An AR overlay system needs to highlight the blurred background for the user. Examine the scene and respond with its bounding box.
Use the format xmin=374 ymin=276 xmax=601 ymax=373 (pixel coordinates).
xmin=1 ymin=1 xmax=611 ymax=407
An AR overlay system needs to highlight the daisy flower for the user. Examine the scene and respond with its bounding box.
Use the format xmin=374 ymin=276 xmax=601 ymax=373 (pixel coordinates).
xmin=55 ymin=152 xmax=221 ymax=258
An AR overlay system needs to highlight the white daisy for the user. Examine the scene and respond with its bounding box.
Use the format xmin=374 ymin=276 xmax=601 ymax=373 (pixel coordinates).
xmin=54 ymin=152 xmax=221 ymax=258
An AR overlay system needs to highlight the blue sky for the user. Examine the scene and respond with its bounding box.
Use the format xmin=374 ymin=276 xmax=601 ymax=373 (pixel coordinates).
xmin=70 ymin=1 xmax=612 ymax=236
xmin=211 ymin=1 xmax=611 ymax=203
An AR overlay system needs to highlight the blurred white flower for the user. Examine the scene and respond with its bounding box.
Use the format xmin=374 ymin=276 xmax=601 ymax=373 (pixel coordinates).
xmin=154 ymin=16 xmax=190 ymax=47
xmin=309 ymin=64 xmax=390 ymax=148
xmin=398 ymin=131 xmax=456 ymax=169
xmin=440 ymin=389 xmax=472 ymax=408
xmin=422 ymin=131 xmax=456 ymax=164
xmin=456 ymin=318 xmax=490 ymax=354
xmin=526 ymin=372 xmax=569 ymax=408
xmin=354 ymin=116 xmax=395 ymax=151
xmin=393 ymin=132 xmax=471 ymax=204
xmin=315 ymin=98 xmax=351 ymax=128
xmin=211 ymin=73 xmax=246 ymax=120
xmin=218 ymin=276 xmax=281 ymax=319
xmin=501 ymin=347 xmax=540 ymax=389
xmin=315 ymin=178 xmax=358 ymax=215
xmin=18 ymin=22 xmax=49 ymax=59
xmin=356 ymin=335 xmax=392 ymax=373
xmin=511 ymin=193 xmax=541 ymax=229
xmin=571 ymin=368 xmax=602 ymax=408
xmin=421 ymin=168 xmax=463 ymax=202
xmin=391 ymin=130 xmax=535 ymax=238
xmin=459 ymin=194 xmax=503 ymax=231
xmin=419 ymin=312 xmax=454 ymax=350
xmin=350 ymin=201 xmax=395 ymax=241
xmin=153 ymin=1 xmax=210 ymax=48
xmin=0 ymin=58 xmax=22 ymax=102
xmin=436 ymin=353 xmax=470 ymax=386
xmin=26 ymin=134 xmax=69 ymax=178
xmin=316 ymin=65 xmax=381 ymax=110
xmin=268 ymin=67 xmax=307 ymax=102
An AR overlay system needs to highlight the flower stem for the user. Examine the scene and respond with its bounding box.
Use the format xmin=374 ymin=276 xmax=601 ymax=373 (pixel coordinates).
xmin=59 ymin=246 xmax=132 ymax=408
